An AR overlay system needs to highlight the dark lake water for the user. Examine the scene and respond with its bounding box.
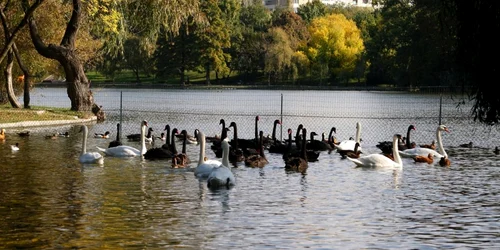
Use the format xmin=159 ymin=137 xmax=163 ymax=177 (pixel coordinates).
xmin=1 ymin=88 xmax=499 ymax=249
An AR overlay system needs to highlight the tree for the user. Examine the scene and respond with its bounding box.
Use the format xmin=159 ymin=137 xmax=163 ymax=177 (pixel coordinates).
xmin=196 ymin=0 xmax=231 ymax=85
xmin=450 ymin=0 xmax=500 ymax=124
xmin=296 ymin=0 xmax=328 ymax=24
xmin=264 ymin=27 xmax=293 ymax=85
xmin=306 ymin=13 xmax=365 ymax=84
xmin=26 ymin=0 xmax=96 ymax=111
xmin=0 ymin=0 xmax=45 ymax=108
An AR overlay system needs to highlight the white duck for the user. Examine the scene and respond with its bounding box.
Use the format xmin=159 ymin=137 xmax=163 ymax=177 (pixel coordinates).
xmin=207 ymin=138 xmax=236 ymax=188
xmin=79 ymin=125 xmax=104 ymax=164
xmin=399 ymin=124 xmax=449 ymax=159
xmin=337 ymin=122 xmax=362 ymax=154
xmin=10 ymin=143 xmax=20 ymax=152
xmin=194 ymin=130 xmax=222 ymax=179
xmin=96 ymin=120 xmax=148 ymax=157
xmin=347 ymin=134 xmax=402 ymax=169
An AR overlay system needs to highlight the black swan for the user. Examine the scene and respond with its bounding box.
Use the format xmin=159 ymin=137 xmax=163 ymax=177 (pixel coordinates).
xmin=245 ymin=130 xmax=269 ymax=168
xmin=171 ymin=129 xmax=192 ymax=168
xmin=108 ymin=123 xmax=123 ymax=148
xmin=144 ymin=128 xmax=178 ymax=160
xmin=285 ymin=127 xmax=308 ymax=173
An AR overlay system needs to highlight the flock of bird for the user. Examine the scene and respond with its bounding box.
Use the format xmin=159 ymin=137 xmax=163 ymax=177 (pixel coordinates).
xmin=2 ymin=117 xmax=499 ymax=189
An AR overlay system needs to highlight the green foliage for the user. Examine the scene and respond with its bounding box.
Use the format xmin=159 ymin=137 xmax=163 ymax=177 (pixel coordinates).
xmin=297 ymin=0 xmax=328 ymax=23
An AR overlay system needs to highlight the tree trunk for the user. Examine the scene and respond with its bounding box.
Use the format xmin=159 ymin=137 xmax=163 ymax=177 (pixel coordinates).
xmin=26 ymin=0 xmax=95 ymax=112
xmin=12 ymin=43 xmax=31 ymax=108
xmin=205 ymin=62 xmax=210 ymax=85
xmin=4 ymin=51 xmax=22 ymax=108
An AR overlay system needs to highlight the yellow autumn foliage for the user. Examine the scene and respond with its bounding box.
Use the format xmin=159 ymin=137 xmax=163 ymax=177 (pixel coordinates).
xmin=307 ymin=13 xmax=364 ymax=71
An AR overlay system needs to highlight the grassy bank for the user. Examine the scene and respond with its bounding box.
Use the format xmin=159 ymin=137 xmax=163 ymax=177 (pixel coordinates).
xmin=0 ymin=105 xmax=92 ymax=124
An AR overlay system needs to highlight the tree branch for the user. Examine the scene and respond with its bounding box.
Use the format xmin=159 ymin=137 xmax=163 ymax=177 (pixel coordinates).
xmin=0 ymin=0 xmax=45 ymax=64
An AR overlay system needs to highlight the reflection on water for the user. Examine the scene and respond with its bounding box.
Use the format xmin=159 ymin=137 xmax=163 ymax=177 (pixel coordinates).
xmin=1 ymin=89 xmax=500 ymax=248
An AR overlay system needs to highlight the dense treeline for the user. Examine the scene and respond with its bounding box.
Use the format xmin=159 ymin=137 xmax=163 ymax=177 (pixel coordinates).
xmin=0 ymin=0 xmax=499 ymax=124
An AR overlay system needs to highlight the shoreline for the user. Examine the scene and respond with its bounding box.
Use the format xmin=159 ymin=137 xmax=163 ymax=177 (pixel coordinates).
xmin=0 ymin=116 xmax=97 ymax=129
xmin=35 ymin=81 xmax=446 ymax=92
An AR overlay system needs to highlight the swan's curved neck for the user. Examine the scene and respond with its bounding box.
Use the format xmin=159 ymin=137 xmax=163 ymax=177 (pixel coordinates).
xmin=272 ymin=123 xmax=276 ymax=140
xmin=82 ymin=126 xmax=88 ymax=154
xmin=355 ymin=123 xmax=361 ymax=143
xmin=406 ymin=126 xmax=412 ymax=149
xmin=255 ymin=118 xmax=259 ymax=140
xmin=222 ymin=140 xmax=230 ymax=167
xmin=436 ymin=128 xmax=447 ymax=158
xmin=392 ymin=135 xmax=402 ymax=166
xmin=198 ymin=133 xmax=206 ymax=166
xmin=140 ymin=124 xmax=147 ymax=155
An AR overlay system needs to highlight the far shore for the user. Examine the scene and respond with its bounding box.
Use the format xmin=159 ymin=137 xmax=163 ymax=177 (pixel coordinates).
xmin=34 ymin=81 xmax=452 ymax=92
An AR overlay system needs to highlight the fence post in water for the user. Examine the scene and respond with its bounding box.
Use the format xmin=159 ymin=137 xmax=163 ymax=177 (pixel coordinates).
xmin=120 ymin=91 xmax=123 ymax=139
xmin=280 ymin=93 xmax=283 ymax=141
xmin=439 ymin=95 xmax=442 ymax=125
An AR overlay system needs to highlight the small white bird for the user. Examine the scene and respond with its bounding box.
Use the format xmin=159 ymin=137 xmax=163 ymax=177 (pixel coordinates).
xmin=10 ymin=143 xmax=20 ymax=151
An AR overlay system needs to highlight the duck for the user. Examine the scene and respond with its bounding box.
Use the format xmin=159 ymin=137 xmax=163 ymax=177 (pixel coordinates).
xmin=494 ymin=146 xmax=499 ymax=155
xmin=420 ymin=140 xmax=436 ymax=150
xmin=96 ymin=120 xmax=148 ymax=157
xmin=10 ymin=142 xmax=20 ymax=151
xmin=399 ymin=124 xmax=449 ymax=159
xmin=285 ymin=127 xmax=308 ymax=173
xmin=459 ymin=141 xmax=473 ymax=148
xmin=171 ymin=129 xmax=192 ymax=168
xmin=144 ymin=128 xmax=178 ymax=160
xmin=58 ymin=131 xmax=70 ymax=137
xmin=156 ymin=132 xmax=166 ymax=141
xmin=207 ymin=138 xmax=236 ymax=189
xmin=337 ymin=122 xmax=363 ymax=157
xmin=79 ymin=125 xmax=104 ymax=164
xmin=0 ymin=128 xmax=5 ymax=140
xmin=245 ymin=130 xmax=269 ymax=168
xmin=194 ymin=130 xmax=222 ymax=179
xmin=17 ymin=131 xmax=30 ymax=137
xmin=347 ymin=134 xmax=403 ymax=169
xmin=94 ymin=131 xmax=110 ymax=139
xmin=175 ymin=130 xmax=197 ymax=144
xmin=343 ymin=142 xmax=362 ymax=159
xmin=439 ymin=156 xmax=451 ymax=167
xmin=45 ymin=133 xmax=58 ymax=139
xmin=108 ymin=123 xmax=123 ymax=148
xmin=413 ymin=153 xmax=434 ymax=164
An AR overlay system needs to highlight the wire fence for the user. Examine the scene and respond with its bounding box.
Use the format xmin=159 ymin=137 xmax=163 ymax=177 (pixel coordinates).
xmin=10 ymin=86 xmax=500 ymax=149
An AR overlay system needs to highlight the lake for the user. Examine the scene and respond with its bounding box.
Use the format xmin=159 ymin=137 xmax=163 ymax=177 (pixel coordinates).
xmin=0 ymin=88 xmax=499 ymax=249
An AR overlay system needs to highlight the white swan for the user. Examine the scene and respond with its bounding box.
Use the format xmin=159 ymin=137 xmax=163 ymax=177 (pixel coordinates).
xmin=96 ymin=120 xmax=148 ymax=157
xmin=399 ymin=124 xmax=449 ymax=159
xmin=337 ymin=122 xmax=362 ymax=153
xmin=79 ymin=125 xmax=104 ymax=164
xmin=347 ymin=134 xmax=402 ymax=169
xmin=207 ymin=138 xmax=236 ymax=188
xmin=194 ymin=130 xmax=222 ymax=178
